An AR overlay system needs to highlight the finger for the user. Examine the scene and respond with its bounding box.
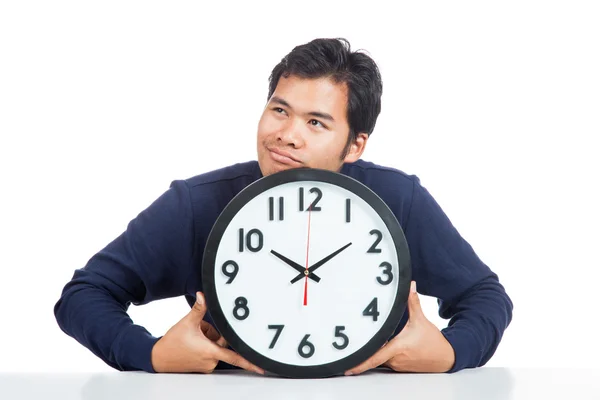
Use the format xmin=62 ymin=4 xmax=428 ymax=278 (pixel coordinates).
xmin=201 ymin=321 xmax=222 ymax=342
xmin=201 ymin=322 xmax=228 ymax=347
xmin=345 ymin=344 xmax=396 ymax=376
xmin=214 ymin=347 xmax=264 ymax=375
xmin=216 ymin=336 xmax=228 ymax=348
xmin=187 ymin=292 xmax=207 ymax=324
xmin=407 ymin=281 xmax=425 ymax=321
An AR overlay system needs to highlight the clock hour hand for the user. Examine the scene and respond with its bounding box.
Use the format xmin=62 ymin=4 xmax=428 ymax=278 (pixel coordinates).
xmin=270 ymin=250 xmax=321 ymax=283
xmin=290 ymin=242 xmax=353 ymax=284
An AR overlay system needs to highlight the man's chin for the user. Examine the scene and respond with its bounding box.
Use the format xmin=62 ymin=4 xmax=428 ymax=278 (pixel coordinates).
xmin=261 ymin=162 xmax=303 ymax=177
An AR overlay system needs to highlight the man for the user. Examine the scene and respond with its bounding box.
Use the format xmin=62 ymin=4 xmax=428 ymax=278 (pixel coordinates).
xmin=54 ymin=38 xmax=513 ymax=375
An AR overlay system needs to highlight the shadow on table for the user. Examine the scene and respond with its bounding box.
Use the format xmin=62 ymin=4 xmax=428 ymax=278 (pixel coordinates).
xmin=80 ymin=367 xmax=514 ymax=400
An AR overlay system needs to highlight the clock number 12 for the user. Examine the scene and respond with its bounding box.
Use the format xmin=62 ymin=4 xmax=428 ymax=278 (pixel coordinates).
xmin=299 ymin=187 xmax=322 ymax=211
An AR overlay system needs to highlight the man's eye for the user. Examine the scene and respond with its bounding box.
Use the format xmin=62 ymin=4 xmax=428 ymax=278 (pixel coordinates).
xmin=309 ymin=119 xmax=324 ymax=128
xmin=273 ymin=107 xmax=286 ymax=114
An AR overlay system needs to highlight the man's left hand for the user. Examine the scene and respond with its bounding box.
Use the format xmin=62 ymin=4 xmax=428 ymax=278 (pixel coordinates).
xmin=345 ymin=281 xmax=455 ymax=375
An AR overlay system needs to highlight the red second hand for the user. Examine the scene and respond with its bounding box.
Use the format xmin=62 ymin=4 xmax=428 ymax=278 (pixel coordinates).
xmin=303 ymin=205 xmax=312 ymax=306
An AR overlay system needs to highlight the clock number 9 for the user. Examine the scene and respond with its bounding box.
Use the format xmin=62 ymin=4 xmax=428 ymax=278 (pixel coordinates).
xmin=233 ymin=296 xmax=249 ymax=320
xmin=221 ymin=260 xmax=239 ymax=284
xmin=298 ymin=334 xmax=315 ymax=358
xmin=376 ymin=261 xmax=393 ymax=285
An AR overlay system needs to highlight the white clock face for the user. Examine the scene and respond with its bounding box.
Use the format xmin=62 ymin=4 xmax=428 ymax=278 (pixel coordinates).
xmin=208 ymin=177 xmax=407 ymax=371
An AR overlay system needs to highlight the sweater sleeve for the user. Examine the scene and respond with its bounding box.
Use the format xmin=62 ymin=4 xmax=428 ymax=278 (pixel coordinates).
xmin=53 ymin=180 xmax=195 ymax=372
xmin=404 ymin=177 xmax=513 ymax=373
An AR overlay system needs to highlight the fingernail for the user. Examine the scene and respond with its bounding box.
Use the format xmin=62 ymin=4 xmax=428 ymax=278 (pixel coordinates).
xmin=345 ymin=371 xmax=353 ymax=376
xmin=196 ymin=292 xmax=203 ymax=305
xmin=410 ymin=281 xmax=416 ymax=293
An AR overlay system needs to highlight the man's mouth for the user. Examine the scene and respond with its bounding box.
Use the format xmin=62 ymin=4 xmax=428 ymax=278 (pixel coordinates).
xmin=268 ymin=147 xmax=302 ymax=166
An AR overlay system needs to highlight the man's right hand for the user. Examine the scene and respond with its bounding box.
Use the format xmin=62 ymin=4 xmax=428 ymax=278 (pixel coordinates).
xmin=151 ymin=291 xmax=264 ymax=374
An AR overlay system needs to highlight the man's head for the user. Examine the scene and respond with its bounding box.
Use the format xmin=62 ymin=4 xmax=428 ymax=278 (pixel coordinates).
xmin=257 ymin=38 xmax=383 ymax=176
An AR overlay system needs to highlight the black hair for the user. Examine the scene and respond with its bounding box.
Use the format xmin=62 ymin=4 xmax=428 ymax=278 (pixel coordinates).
xmin=267 ymin=38 xmax=383 ymax=157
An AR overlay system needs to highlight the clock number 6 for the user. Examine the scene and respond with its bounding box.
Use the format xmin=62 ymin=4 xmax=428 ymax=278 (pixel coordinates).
xmin=298 ymin=334 xmax=315 ymax=358
xmin=233 ymin=296 xmax=249 ymax=320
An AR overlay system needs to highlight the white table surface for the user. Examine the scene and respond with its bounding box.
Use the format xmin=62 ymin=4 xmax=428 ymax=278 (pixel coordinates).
xmin=1 ymin=368 xmax=599 ymax=400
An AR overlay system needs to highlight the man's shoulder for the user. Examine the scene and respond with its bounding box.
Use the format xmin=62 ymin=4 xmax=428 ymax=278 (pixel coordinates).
xmin=343 ymin=159 xmax=419 ymax=188
xmin=343 ymin=159 xmax=421 ymax=226
xmin=183 ymin=161 xmax=261 ymax=189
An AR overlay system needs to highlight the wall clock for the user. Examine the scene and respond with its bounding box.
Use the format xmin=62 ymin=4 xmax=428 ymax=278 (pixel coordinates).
xmin=202 ymin=167 xmax=411 ymax=378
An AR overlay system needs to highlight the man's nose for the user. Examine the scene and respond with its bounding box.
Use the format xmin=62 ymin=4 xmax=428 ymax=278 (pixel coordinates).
xmin=277 ymin=119 xmax=305 ymax=148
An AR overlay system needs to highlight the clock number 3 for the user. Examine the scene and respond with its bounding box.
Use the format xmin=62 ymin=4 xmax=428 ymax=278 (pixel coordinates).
xmin=376 ymin=261 xmax=393 ymax=285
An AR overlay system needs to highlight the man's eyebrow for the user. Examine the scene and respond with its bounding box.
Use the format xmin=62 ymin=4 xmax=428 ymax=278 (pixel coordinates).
xmin=271 ymin=96 xmax=292 ymax=109
xmin=270 ymin=96 xmax=335 ymax=122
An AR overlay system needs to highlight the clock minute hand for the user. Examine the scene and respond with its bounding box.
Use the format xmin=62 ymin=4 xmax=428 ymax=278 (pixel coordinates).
xmin=290 ymin=242 xmax=353 ymax=284
xmin=270 ymin=250 xmax=321 ymax=283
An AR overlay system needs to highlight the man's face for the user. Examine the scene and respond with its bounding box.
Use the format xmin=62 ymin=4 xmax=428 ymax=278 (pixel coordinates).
xmin=256 ymin=75 xmax=368 ymax=177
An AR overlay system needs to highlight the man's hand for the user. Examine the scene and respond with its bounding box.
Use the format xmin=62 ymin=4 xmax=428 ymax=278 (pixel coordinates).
xmin=151 ymin=291 xmax=264 ymax=374
xmin=345 ymin=281 xmax=455 ymax=375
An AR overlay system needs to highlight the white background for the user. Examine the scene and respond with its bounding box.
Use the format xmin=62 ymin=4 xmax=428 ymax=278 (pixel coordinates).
xmin=0 ymin=1 xmax=598 ymax=373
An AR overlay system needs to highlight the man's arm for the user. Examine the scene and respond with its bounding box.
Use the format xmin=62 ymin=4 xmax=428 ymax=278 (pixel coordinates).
xmin=405 ymin=177 xmax=513 ymax=373
xmin=54 ymin=180 xmax=195 ymax=372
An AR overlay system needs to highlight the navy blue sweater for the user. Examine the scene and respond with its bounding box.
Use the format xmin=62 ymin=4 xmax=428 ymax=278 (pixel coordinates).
xmin=54 ymin=160 xmax=512 ymax=373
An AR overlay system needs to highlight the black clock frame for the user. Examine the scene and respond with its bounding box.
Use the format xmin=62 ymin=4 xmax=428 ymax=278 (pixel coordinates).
xmin=202 ymin=167 xmax=411 ymax=378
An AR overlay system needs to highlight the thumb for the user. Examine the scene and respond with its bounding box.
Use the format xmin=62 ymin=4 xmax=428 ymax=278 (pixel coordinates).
xmin=188 ymin=291 xmax=207 ymax=322
xmin=407 ymin=281 xmax=425 ymax=321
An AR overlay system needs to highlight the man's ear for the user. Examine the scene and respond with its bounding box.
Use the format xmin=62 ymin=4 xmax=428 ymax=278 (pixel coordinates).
xmin=343 ymin=133 xmax=369 ymax=163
